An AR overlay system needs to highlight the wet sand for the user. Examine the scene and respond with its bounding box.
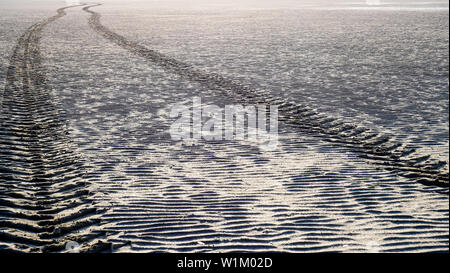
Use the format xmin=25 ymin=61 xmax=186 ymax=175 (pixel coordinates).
xmin=0 ymin=2 xmax=448 ymax=252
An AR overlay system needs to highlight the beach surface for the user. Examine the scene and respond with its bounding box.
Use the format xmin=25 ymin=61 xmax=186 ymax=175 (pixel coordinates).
xmin=0 ymin=0 xmax=448 ymax=252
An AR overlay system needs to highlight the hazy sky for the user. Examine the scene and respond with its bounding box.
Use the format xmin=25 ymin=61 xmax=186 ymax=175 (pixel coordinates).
xmin=1 ymin=0 xmax=449 ymax=10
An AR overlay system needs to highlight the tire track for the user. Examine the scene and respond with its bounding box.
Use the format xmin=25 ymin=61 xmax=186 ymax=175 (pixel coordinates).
xmin=83 ymin=4 xmax=448 ymax=190
xmin=0 ymin=5 xmax=108 ymax=253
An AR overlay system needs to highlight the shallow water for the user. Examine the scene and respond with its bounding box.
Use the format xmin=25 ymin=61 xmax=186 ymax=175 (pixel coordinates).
xmin=0 ymin=0 xmax=448 ymax=252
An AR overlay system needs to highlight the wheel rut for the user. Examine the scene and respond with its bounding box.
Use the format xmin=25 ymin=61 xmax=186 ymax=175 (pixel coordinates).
xmin=0 ymin=5 xmax=107 ymax=253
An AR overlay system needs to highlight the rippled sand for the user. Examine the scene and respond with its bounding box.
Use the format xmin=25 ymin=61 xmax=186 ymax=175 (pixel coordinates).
xmin=0 ymin=1 xmax=448 ymax=252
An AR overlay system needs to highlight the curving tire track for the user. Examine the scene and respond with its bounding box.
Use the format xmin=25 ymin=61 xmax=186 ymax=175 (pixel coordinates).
xmin=0 ymin=5 xmax=108 ymax=253
xmin=83 ymin=4 xmax=448 ymax=190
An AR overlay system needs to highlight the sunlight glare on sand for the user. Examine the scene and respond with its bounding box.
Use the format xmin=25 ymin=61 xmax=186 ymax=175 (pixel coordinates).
xmin=366 ymin=0 xmax=381 ymax=5
xmin=65 ymin=0 xmax=80 ymax=5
